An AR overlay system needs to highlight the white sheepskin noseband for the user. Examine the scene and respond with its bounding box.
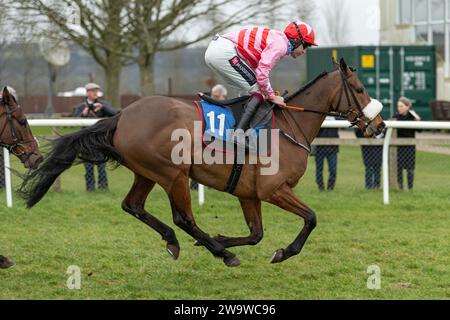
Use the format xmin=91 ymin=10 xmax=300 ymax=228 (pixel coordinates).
xmin=363 ymin=99 xmax=383 ymax=121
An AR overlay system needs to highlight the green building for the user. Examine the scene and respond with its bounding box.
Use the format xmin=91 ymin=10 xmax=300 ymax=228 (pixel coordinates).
xmin=306 ymin=46 xmax=436 ymax=120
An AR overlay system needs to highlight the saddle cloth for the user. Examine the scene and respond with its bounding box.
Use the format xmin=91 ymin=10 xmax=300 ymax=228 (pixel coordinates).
xmin=194 ymin=97 xmax=275 ymax=154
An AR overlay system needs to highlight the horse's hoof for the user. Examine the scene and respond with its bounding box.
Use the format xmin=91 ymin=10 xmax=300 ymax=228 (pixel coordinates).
xmin=270 ymin=249 xmax=286 ymax=264
xmin=166 ymin=243 xmax=180 ymax=260
xmin=224 ymin=256 xmax=241 ymax=267
xmin=0 ymin=256 xmax=16 ymax=269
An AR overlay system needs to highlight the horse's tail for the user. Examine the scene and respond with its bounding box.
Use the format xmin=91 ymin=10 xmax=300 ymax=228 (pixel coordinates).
xmin=19 ymin=113 xmax=123 ymax=208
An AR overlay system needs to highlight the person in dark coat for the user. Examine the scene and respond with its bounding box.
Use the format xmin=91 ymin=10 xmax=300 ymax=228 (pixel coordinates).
xmin=393 ymin=97 xmax=421 ymax=191
xmin=355 ymin=128 xmax=383 ymax=190
xmin=73 ymin=83 xmax=118 ymax=192
xmin=313 ymin=117 xmax=339 ymax=191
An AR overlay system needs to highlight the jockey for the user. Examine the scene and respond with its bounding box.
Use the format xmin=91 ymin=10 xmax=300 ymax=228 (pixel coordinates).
xmin=204 ymin=21 xmax=318 ymax=135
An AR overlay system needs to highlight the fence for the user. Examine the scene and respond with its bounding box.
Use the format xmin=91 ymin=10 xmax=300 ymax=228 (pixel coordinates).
xmin=1 ymin=119 xmax=450 ymax=208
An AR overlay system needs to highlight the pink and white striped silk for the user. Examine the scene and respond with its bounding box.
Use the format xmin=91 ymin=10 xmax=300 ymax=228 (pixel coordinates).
xmin=223 ymin=27 xmax=290 ymax=100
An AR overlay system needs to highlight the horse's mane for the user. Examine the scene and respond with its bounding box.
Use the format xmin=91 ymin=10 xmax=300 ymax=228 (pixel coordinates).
xmin=286 ymin=71 xmax=330 ymax=102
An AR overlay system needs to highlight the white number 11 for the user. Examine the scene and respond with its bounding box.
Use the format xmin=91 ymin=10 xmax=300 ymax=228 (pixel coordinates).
xmin=207 ymin=111 xmax=226 ymax=137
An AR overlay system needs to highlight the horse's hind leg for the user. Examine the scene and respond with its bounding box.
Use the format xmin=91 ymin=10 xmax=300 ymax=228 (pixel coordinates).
xmin=122 ymin=174 xmax=180 ymax=259
xmin=198 ymin=198 xmax=263 ymax=249
xmin=168 ymin=173 xmax=240 ymax=267
xmin=266 ymin=184 xmax=317 ymax=264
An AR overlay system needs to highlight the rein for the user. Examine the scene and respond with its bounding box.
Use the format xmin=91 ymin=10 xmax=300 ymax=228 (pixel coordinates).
xmin=280 ymin=105 xmax=347 ymax=119
xmin=277 ymin=70 xmax=371 ymax=152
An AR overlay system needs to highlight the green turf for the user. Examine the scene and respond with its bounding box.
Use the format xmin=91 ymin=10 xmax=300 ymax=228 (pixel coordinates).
xmin=0 ymin=144 xmax=449 ymax=299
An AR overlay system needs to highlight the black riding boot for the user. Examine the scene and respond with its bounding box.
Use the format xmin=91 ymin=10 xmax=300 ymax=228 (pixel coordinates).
xmin=235 ymin=94 xmax=262 ymax=131
xmin=230 ymin=94 xmax=263 ymax=149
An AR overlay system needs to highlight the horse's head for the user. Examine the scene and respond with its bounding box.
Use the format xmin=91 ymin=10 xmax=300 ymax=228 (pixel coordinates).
xmin=0 ymin=87 xmax=42 ymax=169
xmin=330 ymin=58 xmax=386 ymax=137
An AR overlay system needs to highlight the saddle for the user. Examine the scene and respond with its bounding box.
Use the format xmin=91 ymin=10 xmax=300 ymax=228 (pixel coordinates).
xmin=196 ymin=93 xmax=276 ymax=195
xmin=197 ymin=93 xmax=274 ymax=130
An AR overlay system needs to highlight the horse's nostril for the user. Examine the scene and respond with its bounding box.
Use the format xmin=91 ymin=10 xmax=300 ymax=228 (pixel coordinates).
xmin=378 ymin=123 xmax=386 ymax=133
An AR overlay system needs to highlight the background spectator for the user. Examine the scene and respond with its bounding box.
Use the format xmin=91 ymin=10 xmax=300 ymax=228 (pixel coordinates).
xmin=73 ymin=83 xmax=118 ymax=192
xmin=393 ymin=97 xmax=421 ymax=191
xmin=211 ymin=84 xmax=228 ymax=100
xmin=355 ymin=128 xmax=384 ymax=190
xmin=313 ymin=117 xmax=339 ymax=191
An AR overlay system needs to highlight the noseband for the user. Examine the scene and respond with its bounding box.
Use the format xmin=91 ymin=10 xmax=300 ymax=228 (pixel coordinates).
xmin=0 ymin=101 xmax=36 ymax=158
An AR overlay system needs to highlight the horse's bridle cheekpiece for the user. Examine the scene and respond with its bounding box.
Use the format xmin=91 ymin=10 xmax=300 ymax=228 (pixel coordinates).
xmin=331 ymin=69 xmax=383 ymax=131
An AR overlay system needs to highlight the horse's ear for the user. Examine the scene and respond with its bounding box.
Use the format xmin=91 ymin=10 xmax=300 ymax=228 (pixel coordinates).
xmin=340 ymin=58 xmax=350 ymax=75
xmin=2 ymin=87 xmax=12 ymax=105
xmin=2 ymin=86 xmax=17 ymax=105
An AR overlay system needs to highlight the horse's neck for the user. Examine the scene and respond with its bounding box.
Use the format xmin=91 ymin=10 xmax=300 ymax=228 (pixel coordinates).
xmin=282 ymin=84 xmax=332 ymax=143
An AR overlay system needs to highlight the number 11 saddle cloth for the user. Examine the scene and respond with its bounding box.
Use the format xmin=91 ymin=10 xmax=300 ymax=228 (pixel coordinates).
xmin=194 ymin=94 xmax=275 ymax=154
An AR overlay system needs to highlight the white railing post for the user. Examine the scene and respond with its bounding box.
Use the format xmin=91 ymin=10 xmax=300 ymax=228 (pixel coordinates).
xmin=3 ymin=148 xmax=12 ymax=208
xmin=383 ymin=128 xmax=393 ymax=205
xmin=198 ymin=184 xmax=205 ymax=206
xmin=1 ymin=119 xmax=448 ymax=208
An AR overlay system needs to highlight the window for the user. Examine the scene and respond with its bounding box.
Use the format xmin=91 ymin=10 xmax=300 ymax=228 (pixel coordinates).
xmin=447 ymin=0 xmax=450 ymax=21
xmin=432 ymin=24 xmax=445 ymax=57
xmin=446 ymin=26 xmax=450 ymax=76
xmin=431 ymin=0 xmax=445 ymax=21
xmin=399 ymin=0 xmax=413 ymax=24
xmin=415 ymin=25 xmax=429 ymax=42
xmin=414 ymin=0 xmax=428 ymax=22
xmin=401 ymin=0 xmax=450 ymax=76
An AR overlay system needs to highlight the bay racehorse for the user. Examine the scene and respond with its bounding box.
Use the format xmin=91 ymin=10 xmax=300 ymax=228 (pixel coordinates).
xmin=20 ymin=58 xmax=385 ymax=267
xmin=0 ymin=87 xmax=42 ymax=269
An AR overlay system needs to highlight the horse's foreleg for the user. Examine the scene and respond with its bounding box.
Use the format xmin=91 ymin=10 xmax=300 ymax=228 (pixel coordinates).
xmin=266 ymin=184 xmax=317 ymax=264
xmin=168 ymin=173 xmax=240 ymax=267
xmin=0 ymin=255 xmax=15 ymax=269
xmin=122 ymin=174 xmax=180 ymax=259
xmin=209 ymin=198 xmax=263 ymax=248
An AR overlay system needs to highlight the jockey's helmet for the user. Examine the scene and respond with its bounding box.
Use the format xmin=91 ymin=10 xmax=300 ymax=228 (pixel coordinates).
xmin=284 ymin=21 xmax=318 ymax=49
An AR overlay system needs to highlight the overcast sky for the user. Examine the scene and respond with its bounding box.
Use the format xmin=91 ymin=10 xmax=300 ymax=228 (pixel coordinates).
xmin=312 ymin=0 xmax=380 ymax=46
xmin=4 ymin=0 xmax=381 ymax=47
xmin=220 ymin=0 xmax=381 ymax=47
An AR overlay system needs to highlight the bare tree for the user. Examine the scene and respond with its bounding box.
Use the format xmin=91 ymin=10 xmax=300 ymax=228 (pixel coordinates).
xmin=127 ymin=0 xmax=283 ymax=96
xmin=0 ymin=2 xmax=43 ymax=95
xmin=17 ymin=0 xmax=134 ymax=107
xmin=17 ymin=0 xmax=300 ymax=101
xmin=264 ymin=0 xmax=315 ymax=30
xmin=320 ymin=0 xmax=351 ymax=46
xmin=0 ymin=7 xmax=7 ymax=82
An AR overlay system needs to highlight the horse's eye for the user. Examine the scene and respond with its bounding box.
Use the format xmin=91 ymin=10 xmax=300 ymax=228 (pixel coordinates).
xmin=18 ymin=119 xmax=28 ymax=126
xmin=356 ymin=87 xmax=364 ymax=94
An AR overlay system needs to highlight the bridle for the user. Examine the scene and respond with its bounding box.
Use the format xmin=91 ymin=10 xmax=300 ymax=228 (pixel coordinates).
xmin=0 ymin=100 xmax=36 ymax=158
xmin=330 ymin=70 xmax=374 ymax=130
xmin=279 ymin=69 xmax=375 ymax=152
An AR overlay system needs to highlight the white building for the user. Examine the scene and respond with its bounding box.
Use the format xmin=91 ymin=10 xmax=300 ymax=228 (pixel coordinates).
xmin=380 ymin=0 xmax=450 ymax=100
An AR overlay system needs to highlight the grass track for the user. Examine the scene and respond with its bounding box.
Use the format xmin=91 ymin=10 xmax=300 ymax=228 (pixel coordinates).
xmin=0 ymin=144 xmax=449 ymax=299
